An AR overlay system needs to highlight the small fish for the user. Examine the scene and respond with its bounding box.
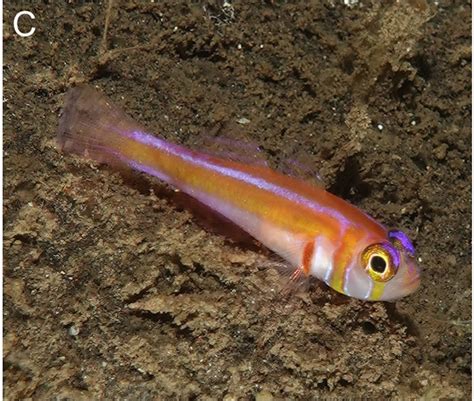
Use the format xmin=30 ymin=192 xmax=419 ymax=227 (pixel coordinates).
xmin=57 ymin=85 xmax=421 ymax=301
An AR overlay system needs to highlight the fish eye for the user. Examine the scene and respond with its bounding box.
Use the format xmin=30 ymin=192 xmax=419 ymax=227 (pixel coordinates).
xmin=361 ymin=243 xmax=398 ymax=282
xmin=370 ymin=255 xmax=387 ymax=273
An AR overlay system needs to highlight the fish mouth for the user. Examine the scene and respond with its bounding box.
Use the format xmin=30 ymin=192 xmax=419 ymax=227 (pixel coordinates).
xmin=384 ymin=264 xmax=420 ymax=301
xmin=406 ymin=275 xmax=421 ymax=293
xmin=403 ymin=265 xmax=421 ymax=295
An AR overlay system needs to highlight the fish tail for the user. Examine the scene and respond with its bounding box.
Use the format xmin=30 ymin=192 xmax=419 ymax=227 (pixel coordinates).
xmin=56 ymin=85 xmax=144 ymax=165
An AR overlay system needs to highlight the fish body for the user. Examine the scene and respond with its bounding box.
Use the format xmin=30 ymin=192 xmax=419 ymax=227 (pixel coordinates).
xmin=57 ymin=85 xmax=421 ymax=301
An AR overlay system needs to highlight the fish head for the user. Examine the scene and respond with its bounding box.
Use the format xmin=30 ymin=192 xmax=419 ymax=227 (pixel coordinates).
xmin=341 ymin=229 xmax=421 ymax=301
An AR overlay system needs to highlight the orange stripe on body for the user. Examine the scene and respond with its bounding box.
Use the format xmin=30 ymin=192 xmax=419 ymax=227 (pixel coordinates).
xmin=120 ymin=138 xmax=343 ymax=240
xmin=301 ymin=240 xmax=315 ymax=275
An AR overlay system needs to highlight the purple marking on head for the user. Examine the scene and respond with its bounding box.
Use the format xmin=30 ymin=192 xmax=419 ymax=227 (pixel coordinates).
xmin=388 ymin=230 xmax=416 ymax=257
xmin=381 ymin=242 xmax=401 ymax=269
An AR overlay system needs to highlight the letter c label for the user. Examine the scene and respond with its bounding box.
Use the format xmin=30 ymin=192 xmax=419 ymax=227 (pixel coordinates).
xmin=14 ymin=11 xmax=36 ymax=37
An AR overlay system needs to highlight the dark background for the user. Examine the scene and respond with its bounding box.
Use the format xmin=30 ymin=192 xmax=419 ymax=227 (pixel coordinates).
xmin=4 ymin=1 xmax=471 ymax=399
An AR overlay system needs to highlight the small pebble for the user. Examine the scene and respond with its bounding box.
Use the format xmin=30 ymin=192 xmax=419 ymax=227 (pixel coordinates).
xmin=68 ymin=325 xmax=79 ymax=337
xmin=433 ymin=143 xmax=448 ymax=160
xmin=447 ymin=255 xmax=457 ymax=266
xmin=237 ymin=117 xmax=250 ymax=125
xmin=255 ymin=390 xmax=273 ymax=401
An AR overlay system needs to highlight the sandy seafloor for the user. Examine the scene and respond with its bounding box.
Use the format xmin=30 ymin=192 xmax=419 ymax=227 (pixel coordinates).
xmin=3 ymin=1 xmax=471 ymax=400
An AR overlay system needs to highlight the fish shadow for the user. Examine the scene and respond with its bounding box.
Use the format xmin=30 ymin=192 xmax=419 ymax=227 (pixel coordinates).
xmin=116 ymin=166 xmax=266 ymax=255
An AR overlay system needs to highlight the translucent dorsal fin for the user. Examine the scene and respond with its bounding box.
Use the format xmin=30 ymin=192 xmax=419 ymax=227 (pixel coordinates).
xmin=188 ymin=120 xmax=269 ymax=168
xmin=211 ymin=134 xmax=269 ymax=167
xmin=278 ymin=151 xmax=325 ymax=188
xmin=189 ymin=121 xmax=325 ymax=188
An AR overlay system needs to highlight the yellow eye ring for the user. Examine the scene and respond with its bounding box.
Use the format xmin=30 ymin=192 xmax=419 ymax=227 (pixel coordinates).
xmin=361 ymin=243 xmax=397 ymax=282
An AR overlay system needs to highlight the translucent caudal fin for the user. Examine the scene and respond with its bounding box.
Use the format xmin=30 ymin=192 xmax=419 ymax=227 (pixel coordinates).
xmin=56 ymin=85 xmax=145 ymax=164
